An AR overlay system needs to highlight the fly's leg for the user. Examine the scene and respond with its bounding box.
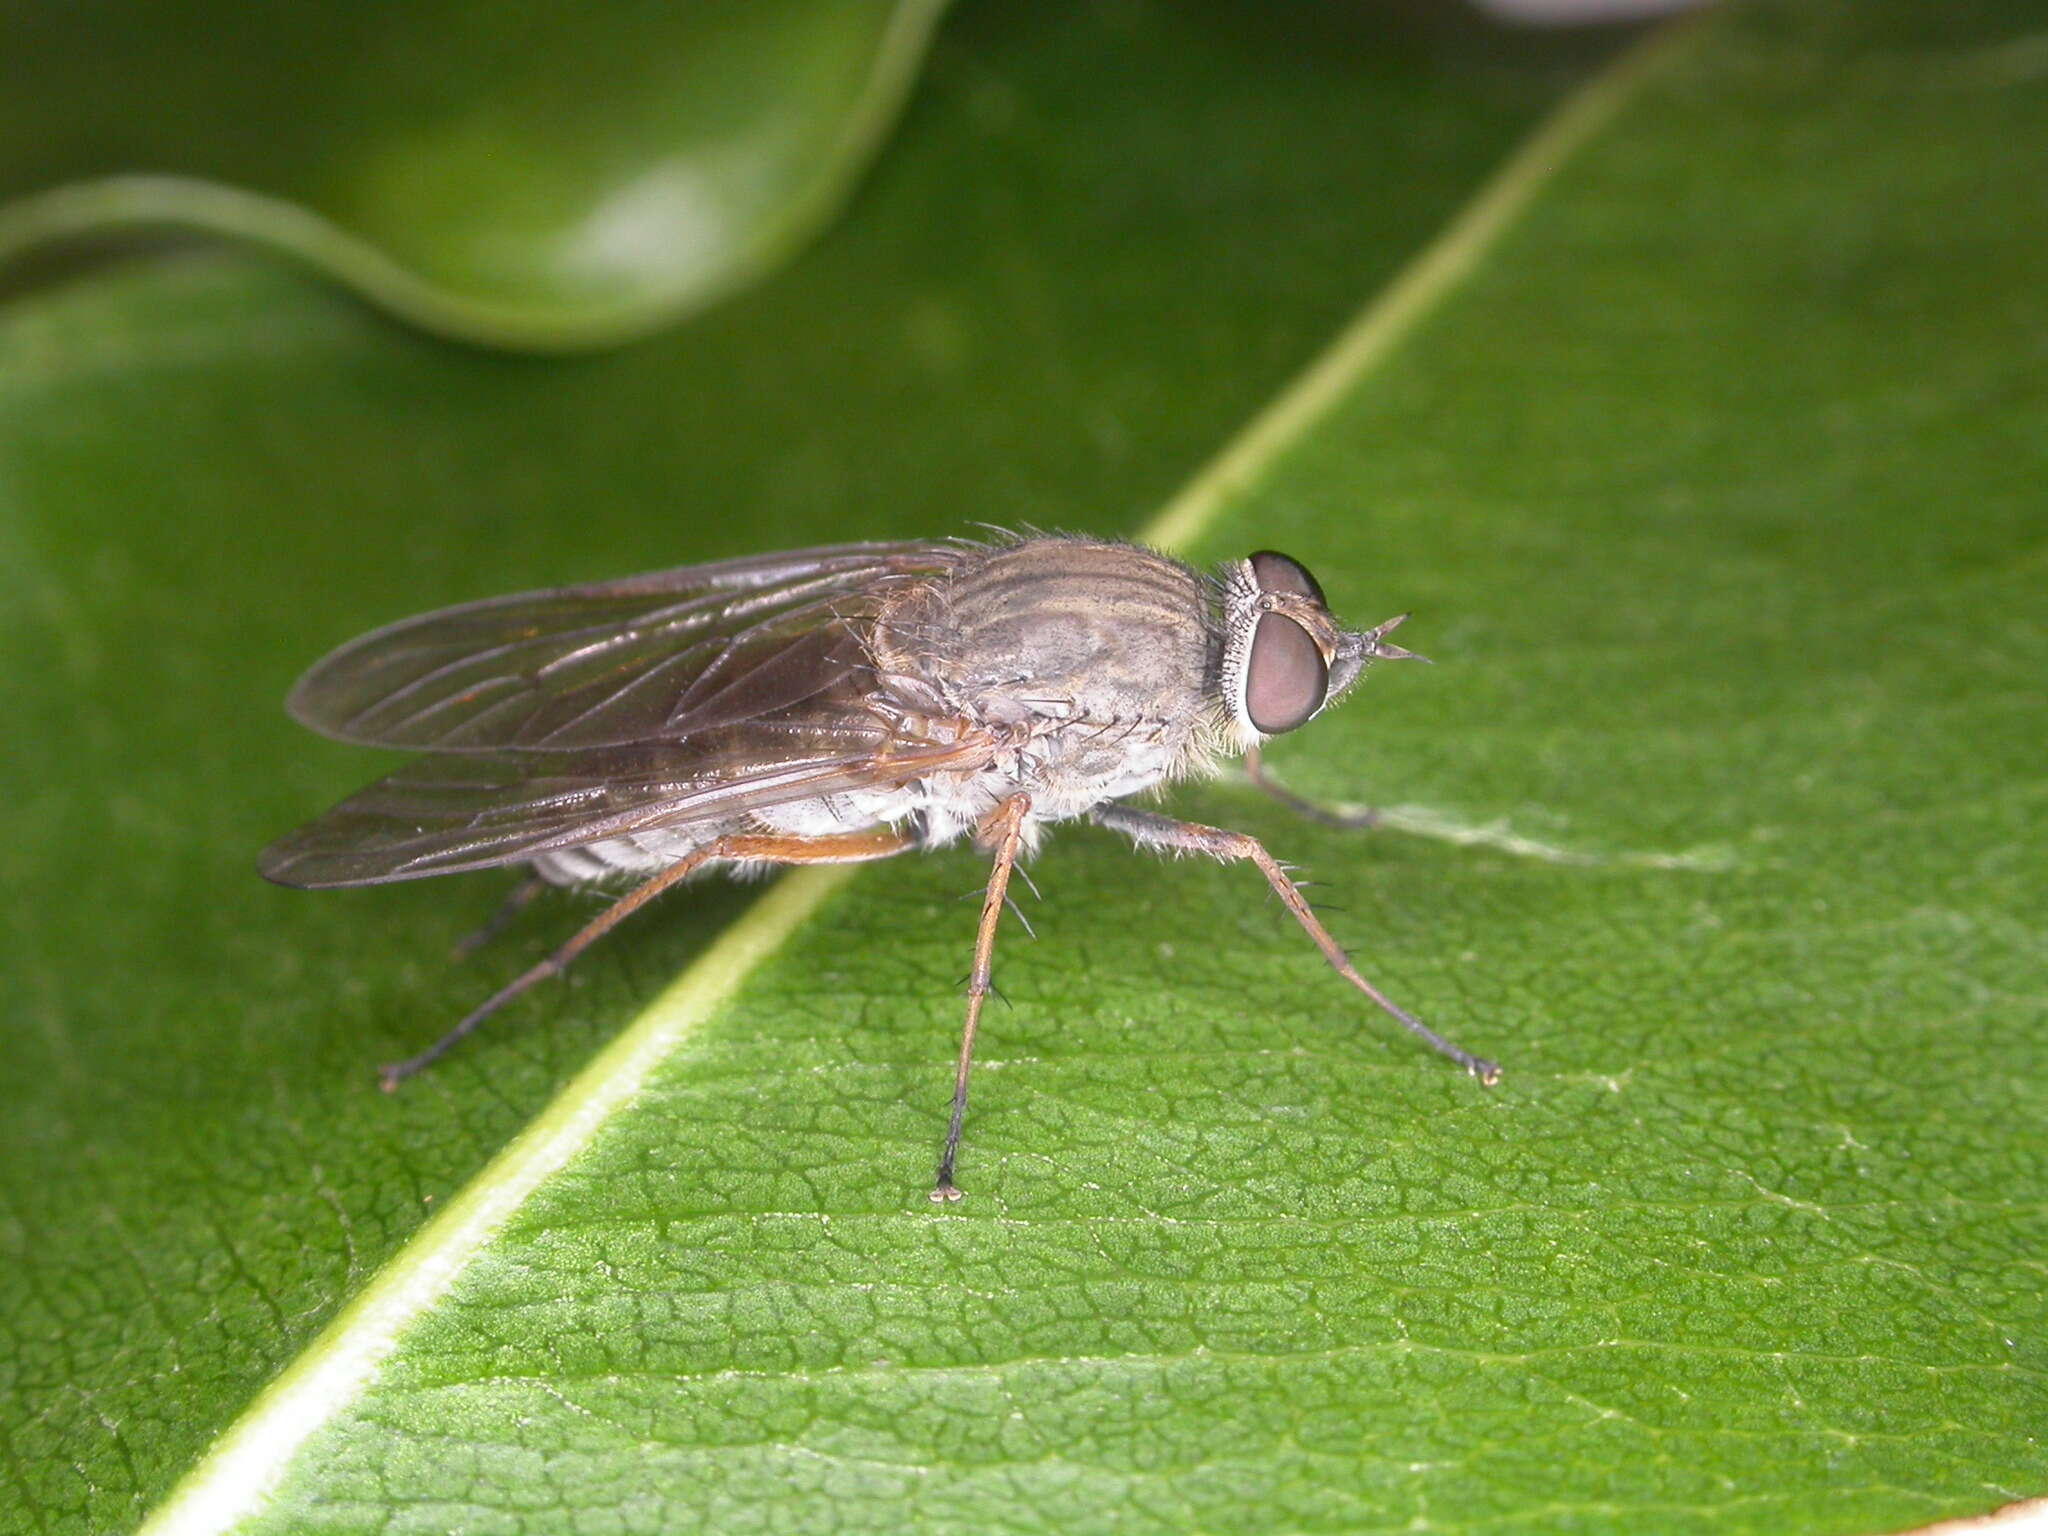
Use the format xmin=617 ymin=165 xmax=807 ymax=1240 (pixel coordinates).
xmin=1244 ymin=746 xmax=1379 ymax=829
xmin=449 ymin=874 xmax=548 ymax=960
xmin=382 ymin=851 xmax=714 ymax=1087
xmin=380 ymin=826 xmax=914 ymax=1089
xmin=1090 ymin=802 xmax=1498 ymax=1083
xmin=932 ymin=792 xmax=1031 ymax=1203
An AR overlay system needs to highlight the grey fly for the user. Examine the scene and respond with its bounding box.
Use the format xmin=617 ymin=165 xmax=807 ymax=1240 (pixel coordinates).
xmin=261 ymin=534 xmax=1497 ymax=1198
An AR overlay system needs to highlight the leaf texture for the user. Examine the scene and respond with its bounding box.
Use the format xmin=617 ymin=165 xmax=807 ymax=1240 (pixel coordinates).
xmin=0 ymin=5 xmax=1600 ymax=1532
xmin=160 ymin=2 xmax=2048 ymax=1532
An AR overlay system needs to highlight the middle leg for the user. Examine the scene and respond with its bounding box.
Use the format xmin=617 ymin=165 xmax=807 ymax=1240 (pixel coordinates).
xmin=931 ymin=792 xmax=1031 ymax=1202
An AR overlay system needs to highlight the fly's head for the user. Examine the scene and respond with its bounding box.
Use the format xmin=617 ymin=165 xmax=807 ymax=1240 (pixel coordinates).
xmin=1215 ymin=550 xmax=1424 ymax=751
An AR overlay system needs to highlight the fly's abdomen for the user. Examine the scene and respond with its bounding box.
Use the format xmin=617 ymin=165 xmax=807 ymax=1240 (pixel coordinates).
xmin=532 ymin=828 xmax=708 ymax=885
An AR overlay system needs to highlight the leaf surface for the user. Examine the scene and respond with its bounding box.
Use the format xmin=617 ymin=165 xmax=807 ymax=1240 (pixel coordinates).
xmin=0 ymin=5 xmax=1599 ymax=1532
xmin=183 ymin=3 xmax=2048 ymax=1532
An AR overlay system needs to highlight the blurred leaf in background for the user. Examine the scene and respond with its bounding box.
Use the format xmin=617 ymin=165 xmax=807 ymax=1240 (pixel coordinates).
xmin=0 ymin=0 xmax=948 ymax=348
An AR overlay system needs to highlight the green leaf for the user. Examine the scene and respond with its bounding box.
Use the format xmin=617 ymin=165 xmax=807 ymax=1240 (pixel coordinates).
xmin=121 ymin=0 xmax=2048 ymax=1526
xmin=213 ymin=2 xmax=2038 ymax=1528
xmin=0 ymin=6 xmax=1604 ymax=1533
xmin=0 ymin=0 xmax=947 ymax=349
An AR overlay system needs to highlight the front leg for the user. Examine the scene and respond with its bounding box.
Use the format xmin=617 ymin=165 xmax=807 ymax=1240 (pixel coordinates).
xmin=1244 ymin=745 xmax=1382 ymax=829
xmin=1090 ymin=801 xmax=1498 ymax=1083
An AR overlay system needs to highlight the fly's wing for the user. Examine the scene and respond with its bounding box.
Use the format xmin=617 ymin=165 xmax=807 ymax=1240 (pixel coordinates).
xmin=285 ymin=541 xmax=969 ymax=752
xmin=258 ymin=727 xmax=993 ymax=888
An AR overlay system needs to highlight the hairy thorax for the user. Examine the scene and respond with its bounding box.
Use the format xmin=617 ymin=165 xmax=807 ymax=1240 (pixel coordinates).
xmin=871 ymin=538 xmax=1226 ymax=844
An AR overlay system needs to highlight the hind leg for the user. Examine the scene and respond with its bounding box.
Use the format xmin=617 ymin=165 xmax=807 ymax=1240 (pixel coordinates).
xmin=381 ymin=826 xmax=914 ymax=1086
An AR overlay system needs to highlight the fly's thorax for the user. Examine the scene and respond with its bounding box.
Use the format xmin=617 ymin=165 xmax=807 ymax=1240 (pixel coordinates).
xmin=873 ymin=538 xmax=1217 ymax=738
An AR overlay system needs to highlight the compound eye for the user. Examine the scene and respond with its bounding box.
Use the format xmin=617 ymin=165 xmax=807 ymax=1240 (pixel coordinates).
xmin=1248 ymin=550 xmax=1325 ymax=607
xmin=1244 ymin=613 xmax=1330 ymax=733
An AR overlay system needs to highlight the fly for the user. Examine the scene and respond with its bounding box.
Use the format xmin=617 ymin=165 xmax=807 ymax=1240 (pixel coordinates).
xmin=261 ymin=534 xmax=1498 ymax=1199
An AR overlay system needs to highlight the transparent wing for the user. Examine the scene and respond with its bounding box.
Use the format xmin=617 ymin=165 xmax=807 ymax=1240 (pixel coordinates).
xmin=258 ymin=727 xmax=993 ymax=888
xmin=285 ymin=541 xmax=968 ymax=752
